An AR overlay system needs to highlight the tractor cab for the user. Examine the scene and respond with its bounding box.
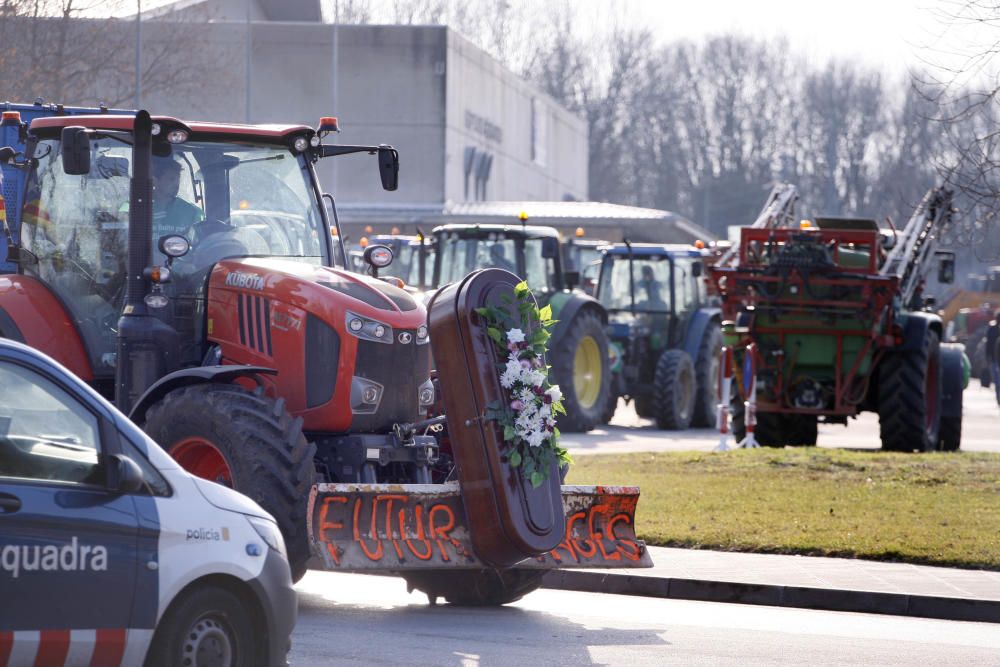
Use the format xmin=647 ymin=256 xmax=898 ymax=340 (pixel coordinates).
xmin=596 ymin=243 xmax=707 ymax=336
xmin=16 ymin=121 xmax=333 ymax=383
xmin=432 ymin=223 xmax=563 ymax=295
xmin=594 ymin=243 xmax=720 ymax=429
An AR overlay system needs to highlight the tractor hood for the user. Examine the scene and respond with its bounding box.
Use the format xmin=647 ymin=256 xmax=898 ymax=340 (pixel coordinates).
xmin=210 ymin=258 xmax=426 ymax=326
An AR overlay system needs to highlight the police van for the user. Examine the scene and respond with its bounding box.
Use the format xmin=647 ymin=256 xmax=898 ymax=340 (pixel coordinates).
xmin=0 ymin=338 xmax=295 ymax=666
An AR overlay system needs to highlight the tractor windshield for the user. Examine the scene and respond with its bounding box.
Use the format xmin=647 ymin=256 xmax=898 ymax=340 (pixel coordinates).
xmin=597 ymin=255 xmax=672 ymax=313
xmin=19 ymin=135 xmax=328 ymax=378
xmin=435 ymin=233 xmax=554 ymax=292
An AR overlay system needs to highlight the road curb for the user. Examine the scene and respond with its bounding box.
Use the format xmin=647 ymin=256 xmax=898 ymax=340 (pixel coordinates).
xmin=541 ymin=570 xmax=1000 ymax=624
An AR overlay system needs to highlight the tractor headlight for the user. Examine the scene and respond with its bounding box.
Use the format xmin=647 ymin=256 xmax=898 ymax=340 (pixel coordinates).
xmin=345 ymin=311 xmax=393 ymax=344
xmin=350 ymin=376 xmax=384 ymax=414
xmin=246 ymin=516 xmax=286 ymax=559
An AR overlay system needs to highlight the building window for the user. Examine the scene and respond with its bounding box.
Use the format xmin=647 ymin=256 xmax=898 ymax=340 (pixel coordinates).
xmin=531 ymin=98 xmax=547 ymax=167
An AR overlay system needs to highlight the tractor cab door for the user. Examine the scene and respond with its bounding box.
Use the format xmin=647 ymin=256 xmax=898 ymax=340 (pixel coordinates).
xmin=19 ymin=137 xmax=133 ymax=380
xmin=521 ymin=236 xmax=560 ymax=296
xmin=668 ymin=257 xmax=702 ymax=346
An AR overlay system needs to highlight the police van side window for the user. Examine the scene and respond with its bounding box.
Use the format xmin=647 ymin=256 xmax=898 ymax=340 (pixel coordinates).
xmin=0 ymin=362 xmax=103 ymax=486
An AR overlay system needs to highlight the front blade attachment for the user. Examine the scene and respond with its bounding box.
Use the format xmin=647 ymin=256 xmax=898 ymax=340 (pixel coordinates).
xmin=308 ymin=482 xmax=653 ymax=571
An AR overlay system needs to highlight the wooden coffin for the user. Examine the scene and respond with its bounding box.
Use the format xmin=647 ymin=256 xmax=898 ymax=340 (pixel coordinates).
xmin=428 ymin=269 xmax=565 ymax=567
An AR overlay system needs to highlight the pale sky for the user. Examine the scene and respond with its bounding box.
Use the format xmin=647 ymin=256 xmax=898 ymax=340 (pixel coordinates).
xmin=126 ymin=0 xmax=993 ymax=80
xmin=577 ymin=0 xmax=988 ymax=79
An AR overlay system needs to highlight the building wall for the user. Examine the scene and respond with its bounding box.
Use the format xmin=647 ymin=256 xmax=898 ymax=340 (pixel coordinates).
xmin=139 ymin=20 xmax=585 ymax=207
xmin=443 ymin=31 xmax=588 ymax=204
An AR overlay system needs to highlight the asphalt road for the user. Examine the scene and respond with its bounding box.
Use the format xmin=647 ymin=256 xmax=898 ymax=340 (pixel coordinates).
xmin=290 ymin=571 xmax=1000 ymax=665
xmin=561 ymin=384 xmax=1000 ymax=455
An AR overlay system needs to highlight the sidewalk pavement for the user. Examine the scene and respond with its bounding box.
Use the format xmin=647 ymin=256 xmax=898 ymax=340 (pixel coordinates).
xmin=541 ymin=546 xmax=1000 ymax=623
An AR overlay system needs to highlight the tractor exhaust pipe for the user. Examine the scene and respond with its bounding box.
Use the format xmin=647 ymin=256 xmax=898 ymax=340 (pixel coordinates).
xmin=115 ymin=110 xmax=180 ymax=412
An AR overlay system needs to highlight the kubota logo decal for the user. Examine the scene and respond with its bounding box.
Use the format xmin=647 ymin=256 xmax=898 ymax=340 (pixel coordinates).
xmin=225 ymin=271 xmax=265 ymax=291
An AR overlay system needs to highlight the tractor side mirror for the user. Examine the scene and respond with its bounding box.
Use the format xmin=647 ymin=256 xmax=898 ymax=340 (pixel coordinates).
xmin=378 ymin=146 xmax=399 ymax=191
xmin=564 ymin=270 xmax=580 ymax=289
xmin=541 ymin=237 xmax=558 ymax=259
xmin=692 ymin=262 xmax=703 ymax=278
xmin=61 ymin=126 xmax=91 ymax=176
xmin=937 ymin=252 xmax=956 ymax=284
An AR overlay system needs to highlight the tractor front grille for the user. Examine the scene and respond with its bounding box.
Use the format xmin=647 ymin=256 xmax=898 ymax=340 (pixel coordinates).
xmin=351 ymin=333 xmax=431 ymax=433
xmin=237 ymin=293 xmax=272 ymax=357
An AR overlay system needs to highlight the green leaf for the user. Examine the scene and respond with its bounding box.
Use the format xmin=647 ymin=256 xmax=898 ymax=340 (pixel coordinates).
xmin=508 ymin=450 xmax=522 ymax=467
xmin=538 ymin=304 xmax=553 ymax=322
xmin=475 ymin=307 xmax=490 ymax=317
xmin=487 ymin=327 xmax=503 ymax=344
xmin=503 ymin=424 xmax=516 ymax=441
xmin=530 ymin=471 xmax=545 ymax=488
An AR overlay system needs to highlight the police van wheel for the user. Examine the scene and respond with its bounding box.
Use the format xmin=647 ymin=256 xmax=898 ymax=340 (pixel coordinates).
xmin=403 ymin=568 xmax=545 ymax=606
xmin=143 ymin=383 xmax=316 ymax=581
xmin=147 ymin=587 xmax=256 ymax=667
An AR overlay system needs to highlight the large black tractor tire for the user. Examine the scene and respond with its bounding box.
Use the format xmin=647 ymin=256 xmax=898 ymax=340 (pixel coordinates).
xmin=786 ymin=414 xmax=818 ymax=446
xmin=653 ymin=349 xmax=696 ymax=430
xmin=146 ymin=586 xmax=259 ymax=667
xmin=403 ymin=568 xmax=545 ymax=606
xmin=601 ymin=392 xmax=619 ymax=424
xmin=877 ymin=328 xmax=943 ymax=452
xmin=143 ymin=383 xmax=316 ymax=581
xmin=691 ymin=324 xmax=723 ymax=428
xmin=633 ymin=395 xmax=656 ymax=419
xmin=551 ymin=310 xmax=611 ymax=433
xmin=733 ymin=405 xmax=785 ymax=447
xmin=939 ymin=416 xmax=961 ymax=452
xmin=731 ymin=402 xmax=814 ymax=447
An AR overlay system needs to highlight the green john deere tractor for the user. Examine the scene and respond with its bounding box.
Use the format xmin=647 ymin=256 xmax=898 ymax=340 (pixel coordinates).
xmin=431 ymin=223 xmax=611 ymax=432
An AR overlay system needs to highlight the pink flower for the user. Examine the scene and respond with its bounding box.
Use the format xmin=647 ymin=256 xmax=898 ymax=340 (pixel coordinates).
xmin=520 ymin=359 xmax=532 ymax=371
xmin=508 ymin=342 xmax=519 ymax=352
xmin=533 ymin=386 xmax=544 ymax=396
xmin=511 ymin=399 xmax=525 ymax=410
xmin=532 ymin=358 xmax=544 ymax=369
xmin=543 ymin=394 xmax=552 ymax=404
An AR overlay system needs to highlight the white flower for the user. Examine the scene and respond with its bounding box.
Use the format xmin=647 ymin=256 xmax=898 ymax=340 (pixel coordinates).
xmin=527 ymin=369 xmax=546 ymax=387
xmin=507 ymin=328 xmax=526 ymax=343
xmin=545 ymin=385 xmax=563 ymax=404
xmin=500 ymin=358 xmax=522 ymax=388
xmin=526 ymin=430 xmax=547 ymax=448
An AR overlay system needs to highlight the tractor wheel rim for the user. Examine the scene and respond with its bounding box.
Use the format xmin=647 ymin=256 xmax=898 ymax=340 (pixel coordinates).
xmin=170 ymin=437 xmax=234 ymax=487
xmin=574 ymin=335 xmax=603 ymax=409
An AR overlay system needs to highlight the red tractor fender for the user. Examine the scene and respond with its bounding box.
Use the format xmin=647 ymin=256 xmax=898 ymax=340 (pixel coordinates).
xmin=127 ymin=365 xmax=277 ymax=424
xmin=0 ymin=274 xmax=93 ymax=380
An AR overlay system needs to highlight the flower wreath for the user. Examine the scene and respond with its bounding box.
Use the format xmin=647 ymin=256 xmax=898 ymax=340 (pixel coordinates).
xmin=476 ymin=280 xmax=571 ymax=488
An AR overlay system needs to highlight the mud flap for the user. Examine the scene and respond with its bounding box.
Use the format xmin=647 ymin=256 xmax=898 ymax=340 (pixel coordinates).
xmin=308 ymin=482 xmax=653 ymax=571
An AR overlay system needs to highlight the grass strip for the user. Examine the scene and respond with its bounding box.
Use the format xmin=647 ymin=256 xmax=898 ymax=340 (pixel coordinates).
xmin=565 ymin=448 xmax=1000 ymax=569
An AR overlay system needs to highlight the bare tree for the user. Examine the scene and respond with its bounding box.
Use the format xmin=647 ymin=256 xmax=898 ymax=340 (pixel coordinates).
xmin=917 ymin=0 xmax=1000 ymax=257
xmin=0 ymin=0 xmax=227 ymax=108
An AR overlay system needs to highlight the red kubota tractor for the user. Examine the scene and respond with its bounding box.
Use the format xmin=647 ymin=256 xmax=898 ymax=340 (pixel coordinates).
xmin=0 ymin=110 xmax=650 ymax=604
